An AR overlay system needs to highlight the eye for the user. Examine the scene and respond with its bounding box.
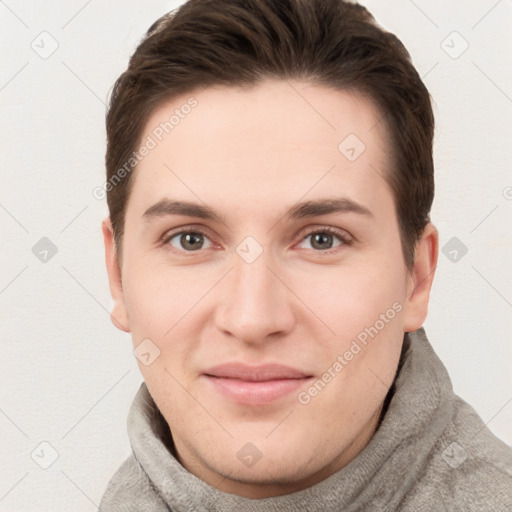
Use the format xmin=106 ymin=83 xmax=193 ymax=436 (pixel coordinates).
xmin=161 ymin=226 xmax=352 ymax=255
xmin=297 ymin=227 xmax=352 ymax=252
xmin=164 ymin=229 xmax=213 ymax=252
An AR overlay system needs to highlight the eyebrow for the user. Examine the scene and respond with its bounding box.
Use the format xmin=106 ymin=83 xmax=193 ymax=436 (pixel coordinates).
xmin=287 ymin=197 xmax=373 ymax=219
xmin=142 ymin=197 xmax=374 ymax=223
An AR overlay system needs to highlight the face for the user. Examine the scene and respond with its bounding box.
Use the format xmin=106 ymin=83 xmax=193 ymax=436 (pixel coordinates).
xmin=103 ymin=79 xmax=437 ymax=498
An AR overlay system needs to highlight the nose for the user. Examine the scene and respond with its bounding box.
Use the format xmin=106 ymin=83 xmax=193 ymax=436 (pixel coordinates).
xmin=213 ymin=248 xmax=296 ymax=345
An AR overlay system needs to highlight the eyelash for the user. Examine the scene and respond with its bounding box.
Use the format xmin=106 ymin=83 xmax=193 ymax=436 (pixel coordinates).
xmin=298 ymin=226 xmax=353 ymax=254
xmin=161 ymin=225 xmax=353 ymax=256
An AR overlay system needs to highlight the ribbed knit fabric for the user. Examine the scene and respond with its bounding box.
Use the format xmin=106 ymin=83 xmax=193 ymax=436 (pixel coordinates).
xmin=100 ymin=327 xmax=512 ymax=511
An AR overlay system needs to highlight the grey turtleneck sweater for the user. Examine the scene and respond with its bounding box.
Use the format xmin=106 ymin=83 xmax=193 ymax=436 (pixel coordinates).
xmin=100 ymin=327 xmax=512 ymax=511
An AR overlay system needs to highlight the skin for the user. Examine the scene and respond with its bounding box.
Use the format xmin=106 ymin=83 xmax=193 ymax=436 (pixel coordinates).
xmin=102 ymin=79 xmax=438 ymax=498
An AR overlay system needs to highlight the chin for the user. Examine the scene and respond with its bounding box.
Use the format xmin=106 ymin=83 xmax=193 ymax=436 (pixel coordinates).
xmin=202 ymin=448 xmax=333 ymax=499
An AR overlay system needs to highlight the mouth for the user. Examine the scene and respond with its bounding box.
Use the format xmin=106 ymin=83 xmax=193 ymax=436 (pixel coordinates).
xmin=203 ymin=363 xmax=313 ymax=405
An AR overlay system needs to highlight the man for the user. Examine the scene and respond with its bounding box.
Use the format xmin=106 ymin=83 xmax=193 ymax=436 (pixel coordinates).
xmin=99 ymin=0 xmax=512 ymax=510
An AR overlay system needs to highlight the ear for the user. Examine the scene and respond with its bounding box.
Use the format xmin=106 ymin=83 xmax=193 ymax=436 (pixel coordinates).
xmin=402 ymin=222 xmax=438 ymax=333
xmin=102 ymin=217 xmax=130 ymax=333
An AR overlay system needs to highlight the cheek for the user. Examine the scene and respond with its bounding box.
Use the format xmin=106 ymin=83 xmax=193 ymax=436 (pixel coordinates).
xmin=122 ymin=261 xmax=218 ymax=369
xmin=293 ymin=262 xmax=406 ymax=396
xmin=122 ymin=260 xmax=183 ymax=340
xmin=297 ymin=273 xmax=404 ymax=427
xmin=122 ymin=266 xmax=200 ymax=405
xmin=294 ymin=261 xmax=406 ymax=334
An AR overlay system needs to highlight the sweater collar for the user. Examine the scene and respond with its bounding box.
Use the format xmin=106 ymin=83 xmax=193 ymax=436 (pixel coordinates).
xmin=127 ymin=327 xmax=454 ymax=511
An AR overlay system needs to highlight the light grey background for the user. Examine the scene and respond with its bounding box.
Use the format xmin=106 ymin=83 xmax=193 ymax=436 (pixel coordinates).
xmin=1 ymin=0 xmax=511 ymax=509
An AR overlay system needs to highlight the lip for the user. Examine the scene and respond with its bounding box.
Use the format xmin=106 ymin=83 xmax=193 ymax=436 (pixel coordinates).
xmin=203 ymin=363 xmax=313 ymax=405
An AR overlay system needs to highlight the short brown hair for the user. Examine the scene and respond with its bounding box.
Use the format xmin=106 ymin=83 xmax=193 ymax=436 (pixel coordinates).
xmin=105 ymin=0 xmax=434 ymax=269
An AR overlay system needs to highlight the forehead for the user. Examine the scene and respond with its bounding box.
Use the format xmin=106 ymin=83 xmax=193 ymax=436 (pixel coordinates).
xmin=128 ymin=79 xmax=393 ymax=220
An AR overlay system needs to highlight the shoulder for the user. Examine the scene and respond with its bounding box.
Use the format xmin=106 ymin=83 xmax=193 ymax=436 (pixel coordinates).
xmin=401 ymin=394 xmax=512 ymax=511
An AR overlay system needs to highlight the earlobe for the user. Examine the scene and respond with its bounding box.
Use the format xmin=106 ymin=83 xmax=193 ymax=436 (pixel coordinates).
xmin=402 ymin=223 xmax=439 ymax=333
xmin=101 ymin=217 xmax=131 ymax=333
